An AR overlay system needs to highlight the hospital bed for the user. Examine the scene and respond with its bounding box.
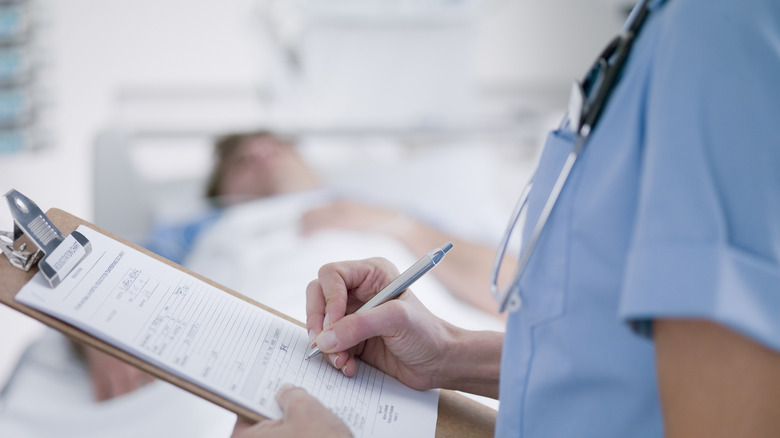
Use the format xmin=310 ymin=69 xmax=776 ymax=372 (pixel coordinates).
xmin=89 ymin=123 xmax=536 ymax=326
xmin=92 ymin=124 xmax=538 ymax=245
xmin=1 ymin=122 xmax=539 ymax=437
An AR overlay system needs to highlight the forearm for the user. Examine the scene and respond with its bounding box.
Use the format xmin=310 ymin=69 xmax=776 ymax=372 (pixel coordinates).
xmin=391 ymin=217 xmax=506 ymax=319
xmin=302 ymin=201 xmax=508 ymax=319
xmin=436 ymin=325 xmax=503 ymax=399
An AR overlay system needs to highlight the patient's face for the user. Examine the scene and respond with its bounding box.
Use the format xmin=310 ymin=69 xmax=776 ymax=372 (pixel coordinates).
xmin=218 ymin=136 xmax=291 ymax=203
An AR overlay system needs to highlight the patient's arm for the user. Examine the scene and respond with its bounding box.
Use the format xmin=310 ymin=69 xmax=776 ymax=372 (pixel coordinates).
xmin=73 ymin=343 xmax=155 ymax=401
xmin=302 ymin=200 xmax=510 ymax=319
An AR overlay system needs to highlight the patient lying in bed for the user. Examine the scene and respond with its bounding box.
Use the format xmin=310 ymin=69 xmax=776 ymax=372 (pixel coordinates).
xmin=0 ymin=131 xmax=508 ymax=437
xmin=146 ymin=131 xmax=507 ymax=320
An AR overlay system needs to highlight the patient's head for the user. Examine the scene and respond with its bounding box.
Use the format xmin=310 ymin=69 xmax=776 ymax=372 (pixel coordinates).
xmin=206 ymin=131 xmax=321 ymax=206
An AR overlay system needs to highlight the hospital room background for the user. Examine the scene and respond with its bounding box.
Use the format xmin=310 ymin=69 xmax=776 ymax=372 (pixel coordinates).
xmin=0 ymin=0 xmax=632 ymax=434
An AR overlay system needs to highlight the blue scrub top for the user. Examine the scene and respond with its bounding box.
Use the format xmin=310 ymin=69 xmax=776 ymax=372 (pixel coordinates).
xmin=496 ymin=0 xmax=780 ymax=436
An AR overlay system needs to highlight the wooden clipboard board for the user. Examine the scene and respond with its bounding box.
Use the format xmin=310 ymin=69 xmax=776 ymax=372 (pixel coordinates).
xmin=0 ymin=208 xmax=496 ymax=437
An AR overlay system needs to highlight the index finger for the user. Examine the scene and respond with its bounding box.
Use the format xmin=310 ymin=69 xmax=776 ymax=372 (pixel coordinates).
xmin=305 ymin=279 xmax=327 ymax=338
xmin=317 ymin=258 xmax=401 ymax=328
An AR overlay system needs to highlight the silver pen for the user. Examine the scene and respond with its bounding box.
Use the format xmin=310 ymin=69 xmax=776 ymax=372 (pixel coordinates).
xmin=305 ymin=242 xmax=454 ymax=360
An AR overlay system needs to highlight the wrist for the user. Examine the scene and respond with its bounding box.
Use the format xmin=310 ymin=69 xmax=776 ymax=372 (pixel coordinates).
xmin=437 ymin=326 xmax=502 ymax=399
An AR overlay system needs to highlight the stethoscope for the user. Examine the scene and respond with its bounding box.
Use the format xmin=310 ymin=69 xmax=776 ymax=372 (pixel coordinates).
xmin=490 ymin=0 xmax=652 ymax=313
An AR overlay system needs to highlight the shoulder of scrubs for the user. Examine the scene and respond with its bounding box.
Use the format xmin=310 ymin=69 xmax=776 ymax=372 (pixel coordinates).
xmin=619 ymin=0 xmax=780 ymax=351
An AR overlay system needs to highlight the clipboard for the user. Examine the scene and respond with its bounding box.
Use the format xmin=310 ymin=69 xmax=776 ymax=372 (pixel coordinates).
xmin=1 ymin=201 xmax=496 ymax=437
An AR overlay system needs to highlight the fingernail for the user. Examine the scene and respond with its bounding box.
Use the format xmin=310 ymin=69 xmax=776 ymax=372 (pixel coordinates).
xmin=278 ymin=382 xmax=295 ymax=393
xmin=323 ymin=313 xmax=331 ymax=329
xmin=316 ymin=330 xmax=338 ymax=351
xmin=328 ymin=353 xmax=339 ymax=367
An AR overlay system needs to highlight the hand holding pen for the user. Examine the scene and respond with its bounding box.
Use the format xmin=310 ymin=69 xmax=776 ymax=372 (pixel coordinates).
xmin=304 ymin=243 xmax=457 ymax=387
xmin=306 ymin=242 xmax=452 ymax=359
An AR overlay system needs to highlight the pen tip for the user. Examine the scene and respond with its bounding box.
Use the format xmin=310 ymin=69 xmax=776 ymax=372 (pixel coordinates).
xmin=305 ymin=347 xmax=320 ymax=360
xmin=442 ymin=242 xmax=454 ymax=253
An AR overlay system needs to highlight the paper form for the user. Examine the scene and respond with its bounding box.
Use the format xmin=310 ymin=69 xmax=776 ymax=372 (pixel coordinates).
xmin=15 ymin=226 xmax=438 ymax=438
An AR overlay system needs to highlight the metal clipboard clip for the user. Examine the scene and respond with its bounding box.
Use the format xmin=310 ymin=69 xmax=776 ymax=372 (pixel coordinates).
xmin=1 ymin=189 xmax=92 ymax=288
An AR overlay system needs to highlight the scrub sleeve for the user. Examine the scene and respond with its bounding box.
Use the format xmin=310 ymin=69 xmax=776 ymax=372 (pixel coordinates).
xmin=619 ymin=0 xmax=780 ymax=350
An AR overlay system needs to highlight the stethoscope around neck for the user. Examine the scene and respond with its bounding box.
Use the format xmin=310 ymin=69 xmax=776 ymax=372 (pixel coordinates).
xmin=489 ymin=0 xmax=652 ymax=313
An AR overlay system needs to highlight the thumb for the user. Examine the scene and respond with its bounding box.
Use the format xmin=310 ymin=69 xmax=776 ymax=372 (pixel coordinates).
xmin=275 ymin=383 xmax=310 ymax=412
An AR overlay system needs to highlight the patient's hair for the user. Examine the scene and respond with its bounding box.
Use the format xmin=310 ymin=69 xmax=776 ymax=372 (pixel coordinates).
xmin=204 ymin=130 xmax=296 ymax=199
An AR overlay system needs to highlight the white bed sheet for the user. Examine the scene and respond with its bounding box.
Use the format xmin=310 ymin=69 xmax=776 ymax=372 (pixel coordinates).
xmin=183 ymin=190 xmax=507 ymax=334
xmin=0 ymin=330 xmax=237 ymax=438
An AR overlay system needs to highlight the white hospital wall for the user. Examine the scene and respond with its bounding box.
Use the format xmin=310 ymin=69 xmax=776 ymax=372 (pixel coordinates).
xmin=0 ymin=0 xmax=628 ymax=389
